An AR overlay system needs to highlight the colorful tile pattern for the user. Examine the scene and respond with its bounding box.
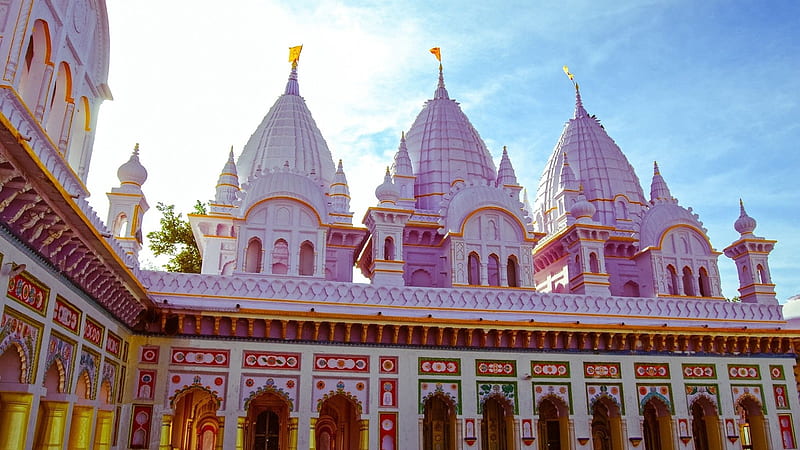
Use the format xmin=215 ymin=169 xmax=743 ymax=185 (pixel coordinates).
xmin=140 ymin=346 xmax=159 ymax=364
xmin=586 ymin=384 xmax=624 ymax=414
xmin=530 ymin=361 xmax=570 ymax=378
xmin=477 ymin=381 xmax=518 ymax=414
xmin=0 ymin=307 xmax=43 ymax=383
xmin=106 ymin=331 xmax=122 ymax=358
xmin=135 ymin=369 xmax=157 ymax=400
xmin=243 ymin=351 xmax=300 ymax=370
xmin=45 ymin=332 xmax=75 ymax=391
xmin=170 ymin=347 xmax=229 ymax=367
xmin=418 ymin=357 xmax=460 ymax=375
xmin=476 ymin=359 xmax=516 ymax=377
xmin=379 ymin=378 xmax=397 ymax=407
xmin=379 ymin=412 xmax=397 ymax=450
xmin=769 ymin=365 xmax=785 ymax=380
xmin=313 ymin=354 xmax=369 ymax=373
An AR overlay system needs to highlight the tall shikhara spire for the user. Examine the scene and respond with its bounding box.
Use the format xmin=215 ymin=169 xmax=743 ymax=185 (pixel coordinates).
xmin=649 ymin=161 xmax=674 ymax=204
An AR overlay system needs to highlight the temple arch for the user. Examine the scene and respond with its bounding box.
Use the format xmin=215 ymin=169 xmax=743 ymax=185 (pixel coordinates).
xmin=736 ymin=395 xmax=768 ymax=450
xmin=591 ymin=396 xmax=623 ymax=450
xmin=169 ymin=387 xmax=221 ymax=450
xmin=315 ymin=393 xmax=361 ymax=450
xmin=642 ymin=397 xmax=673 ymax=450
xmin=468 ymin=252 xmax=480 ymax=285
xmin=689 ymin=396 xmax=722 ymax=450
xmin=245 ymin=238 xmax=263 ymax=273
xmin=488 ymin=254 xmax=500 ymax=286
xmin=538 ymin=396 xmax=569 ymax=450
xmin=422 ymin=393 xmax=456 ymax=450
xmin=507 ymin=255 xmax=519 ymax=287
xmin=245 ymin=390 xmax=292 ymax=450
xmin=271 ymin=238 xmax=289 ymax=274
xmin=18 ymin=20 xmax=52 ymax=114
xmin=299 ymin=240 xmax=314 ymax=276
xmin=481 ymin=395 xmax=515 ymax=450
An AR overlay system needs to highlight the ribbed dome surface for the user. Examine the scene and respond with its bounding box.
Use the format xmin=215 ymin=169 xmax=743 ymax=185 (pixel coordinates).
xmin=534 ymin=90 xmax=645 ymax=233
xmin=241 ymin=169 xmax=328 ymax=220
xmin=405 ymin=69 xmax=496 ymax=211
xmin=237 ymin=68 xmax=336 ymax=188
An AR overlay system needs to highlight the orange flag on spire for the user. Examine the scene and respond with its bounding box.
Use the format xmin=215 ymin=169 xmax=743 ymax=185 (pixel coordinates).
xmin=289 ymin=45 xmax=303 ymax=64
xmin=430 ymin=47 xmax=441 ymax=62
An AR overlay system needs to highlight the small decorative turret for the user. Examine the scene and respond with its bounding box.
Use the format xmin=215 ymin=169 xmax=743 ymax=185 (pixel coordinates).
xmin=733 ymin=198 xmax=757 ymax=236
xmin=559 ymin=152 xmax=578 ymax=191
xmin=214 ymin=147 xmax=240 ymax=208
xmin=107 ymin=143 xmax=149 ymax=262
xmin=496 ymin=146 xmax=518 ymax=187
xmin=570 ymin=184 xmax=596 ymax=223
xmin=375 ymin=167 xmax=400 ymax=206
xmin=329 ymin=159 xmax=353 ymax=221
xmin=723 ymin=199 xmax=777 ymax=305
xmin=649 ymin=161 xmax=675 ymax=204
xmin=391 ymin=132 xmax=416 ymax=207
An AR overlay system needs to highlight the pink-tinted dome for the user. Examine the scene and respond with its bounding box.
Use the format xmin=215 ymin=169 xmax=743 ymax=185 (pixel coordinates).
xmin=534 ymin=88 xmax=645 ymax=233
xmin=404 ymin=67 xmax=496 ymax=211
xmin=237 ymin=66 xmax=336 ymax=188
xmin=734 ymin=199 xmax=757 ymax=235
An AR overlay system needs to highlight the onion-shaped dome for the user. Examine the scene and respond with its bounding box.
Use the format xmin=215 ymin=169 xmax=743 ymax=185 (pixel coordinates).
xmin=734 ymin=199 xmax=757 ymax=236
xmin=375 ymin=167 xmax=400 ymax=205
xmin=570 ymin=186 xmax=596 ymax=222
xmin=237 ymin=65 xmax=336 ymax=188
xmin=405 ymin=66 xmax=496 ymax=211
xmin=534 ymin=87 xmax=645 ymax=233
xmin=117 ymin=143 xmax=148 ymax=187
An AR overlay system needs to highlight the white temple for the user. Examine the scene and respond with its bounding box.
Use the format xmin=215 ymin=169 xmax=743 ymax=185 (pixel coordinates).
xmin=0 ymin=2 xmax=798 ymax=450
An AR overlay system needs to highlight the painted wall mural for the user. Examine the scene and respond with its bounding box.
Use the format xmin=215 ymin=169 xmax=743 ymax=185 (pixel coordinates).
xmin=586 ymin=384 xmax=624 ymax=414
xmin=167 ymin=372 xmax=226 ymax=409
xmin=139 ymin=346 xmax=160 ymax=364
xmin=105 ymin=331 xmax=122 ymax=358
xmin=419 ymin=380 xmax=461 ymax=414
xmin=731 ymin=385 xmax=765 ymax=411
xmin=312 ymin=377 xmax=369 ymax=413
xmin=684 ymin=384 xmax=720 ymax=411
xmin=45 ymin=332 xmax=75 ymax=392
xmin=636 ymin=384 xmax=673 ymax=414
xmin=78 ymin=347 xmax=101 ymax=399
xmin=101 ymin=360 xmax=118 ymax=402
xmin=0 ymin=307 xmax=43 ymax=383
xmin=129 ymin=404 xmax=153 ymax=449
xmin=241 ymin=374 xmax=299 ymax=411
xmin=83 ymin=316 xmax=104 ymax=347
xmin=379 ymin=412 xmax=397 ymax=450
xmin=379 ymin=356 xmax=398 ymax=374
xmin=243 ymin=351 xmax=300 ymax=370
xmin=769 ymin=364 xmax=786 ymax=380
xmin=379 ymin=378 xmax=397 ymax=408
xmin=170 ymin=347 xmax=229 ymax=367
xmin=728 ymin=364 xmax=760 ymax=380
xmin=477 ymin=381 xmax=518 ymax=414
xmin=533 ymin=383 xmax=573 ymax=414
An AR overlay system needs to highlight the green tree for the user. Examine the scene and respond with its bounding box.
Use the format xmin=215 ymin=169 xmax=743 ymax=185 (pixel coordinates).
xmin=147 ymin=201 xmax=206 ymax=273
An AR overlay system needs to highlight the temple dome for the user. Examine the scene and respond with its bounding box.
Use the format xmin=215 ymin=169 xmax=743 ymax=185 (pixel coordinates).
xmin=117 ymin=143 xmax=147 ymax=187
xmin=239 ymin=167 xmax=329 ymax=220
xmin=404 ymin=67 xmax=496 ymax=211
xmin=534 ymin=89 xmax=646 ymax=233
xmin=237 ymin=67 xmax=336 ymax=188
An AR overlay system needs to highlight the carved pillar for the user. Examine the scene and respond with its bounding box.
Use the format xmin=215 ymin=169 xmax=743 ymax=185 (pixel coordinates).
xmin=68 ymin=405 xmax=94 ymax=450
xmin=0 ymin=392 xmax=34 ymax=450
xmin=159 ymin=414 xmax=173 ymax=450
xmin=288 ymin=417 xmax=299 ymax=450
xmin=359 ymin=419 xmax=369 ymax=450
xmin=34 ymin=400 xmax=69 ymax=449
xmin=93 ymin=409 xmax=113 ymax=450
xmin=235 ymin=416 xmax=245 ymax=450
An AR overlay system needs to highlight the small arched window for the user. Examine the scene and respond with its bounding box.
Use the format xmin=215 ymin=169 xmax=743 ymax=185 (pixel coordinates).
xmin=467 ymin=252 xmax=480 ymax=285
xmin=756 ymin=264 xmax=768 ymax=284
xmin=271 ymin=239 xmax=289 ymax=274
xmin=698 ymin=267 xmax=710 ymax=297
xmin=66 ymin=96 xmax=90 ymax=178
xmin=45 ymin=62 xmax=72 ymax=149
xmin=244 ymin=238 xmax=262 ymax=273
xmin=682 ymin=266 xmax=695 ymax=296
xmin=623 ymin=281 xmax=640 ymax=297
xmin=487 ymin=254 xmax=500 ymax=286
xmin=667 ymin=265 xmax=679 ymax=295
xmin=506 ymin=256 xmax=518 ymax=288
xmin=113 ymin=213 xmax=129 ymax=238
xmin=589 ymin=252 xmax=600 ymax=274
xmin=18 ymin=20 xmax=51 ymax=114
xmin=383 ymin=237 xmax=395 ymax=261
xmin=299 ymin=241 xmax=314 ymax=276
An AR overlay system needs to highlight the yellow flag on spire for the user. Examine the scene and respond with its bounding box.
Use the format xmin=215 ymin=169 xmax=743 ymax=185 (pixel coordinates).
xmin=430 ymin=47 xmax=441 ymax=62
xmin=289 ymin=45 xmax=303 ymax=64
xmin=562 ymin=65 xmax=574 ymax=81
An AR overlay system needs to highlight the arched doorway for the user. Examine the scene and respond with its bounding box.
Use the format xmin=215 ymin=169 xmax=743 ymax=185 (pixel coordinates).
xmin=689 ymin=396 xmax=722 ymax=450
xmin=316 ymin=394 xmax=360 ymax=450
xmin=538 ymin=396 xmax=569 ymax=450
xmin=481 ymin=395 xmax=515 ymax=450
xmin=591 ymin=397 xmax=622 ymax=450
xmin=736 ymin=396 xmax=768 ymax=450
xmin=422 ymin=394 xmax=456 ymax=450
xmin=642 ymin=397 xmax=673 ymax=450
xmin=170 ymin=387 xmax=221 ymax=450
xmin=245 ymin=392 xmax=291 ymax=450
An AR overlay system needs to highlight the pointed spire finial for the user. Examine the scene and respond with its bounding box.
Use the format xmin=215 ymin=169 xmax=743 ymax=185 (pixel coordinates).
xmin=401 ymin=130 xmax=405 ymax=141
xmin=734 ymin=198 xmax=757 ymax=235
xmin=430 ymin=47 xmax=449 ymax=100
xmin=133 ymin=143 xmax=140 ymax=156
xmin=228 ymin=145 xmax=235 ymax=160
xmin=653 ymin=161 xmax=660 ymax=175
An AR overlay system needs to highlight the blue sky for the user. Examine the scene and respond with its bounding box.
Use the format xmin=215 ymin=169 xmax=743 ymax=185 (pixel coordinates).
xmin=88 ymin=0 xmax=800 ymax=302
